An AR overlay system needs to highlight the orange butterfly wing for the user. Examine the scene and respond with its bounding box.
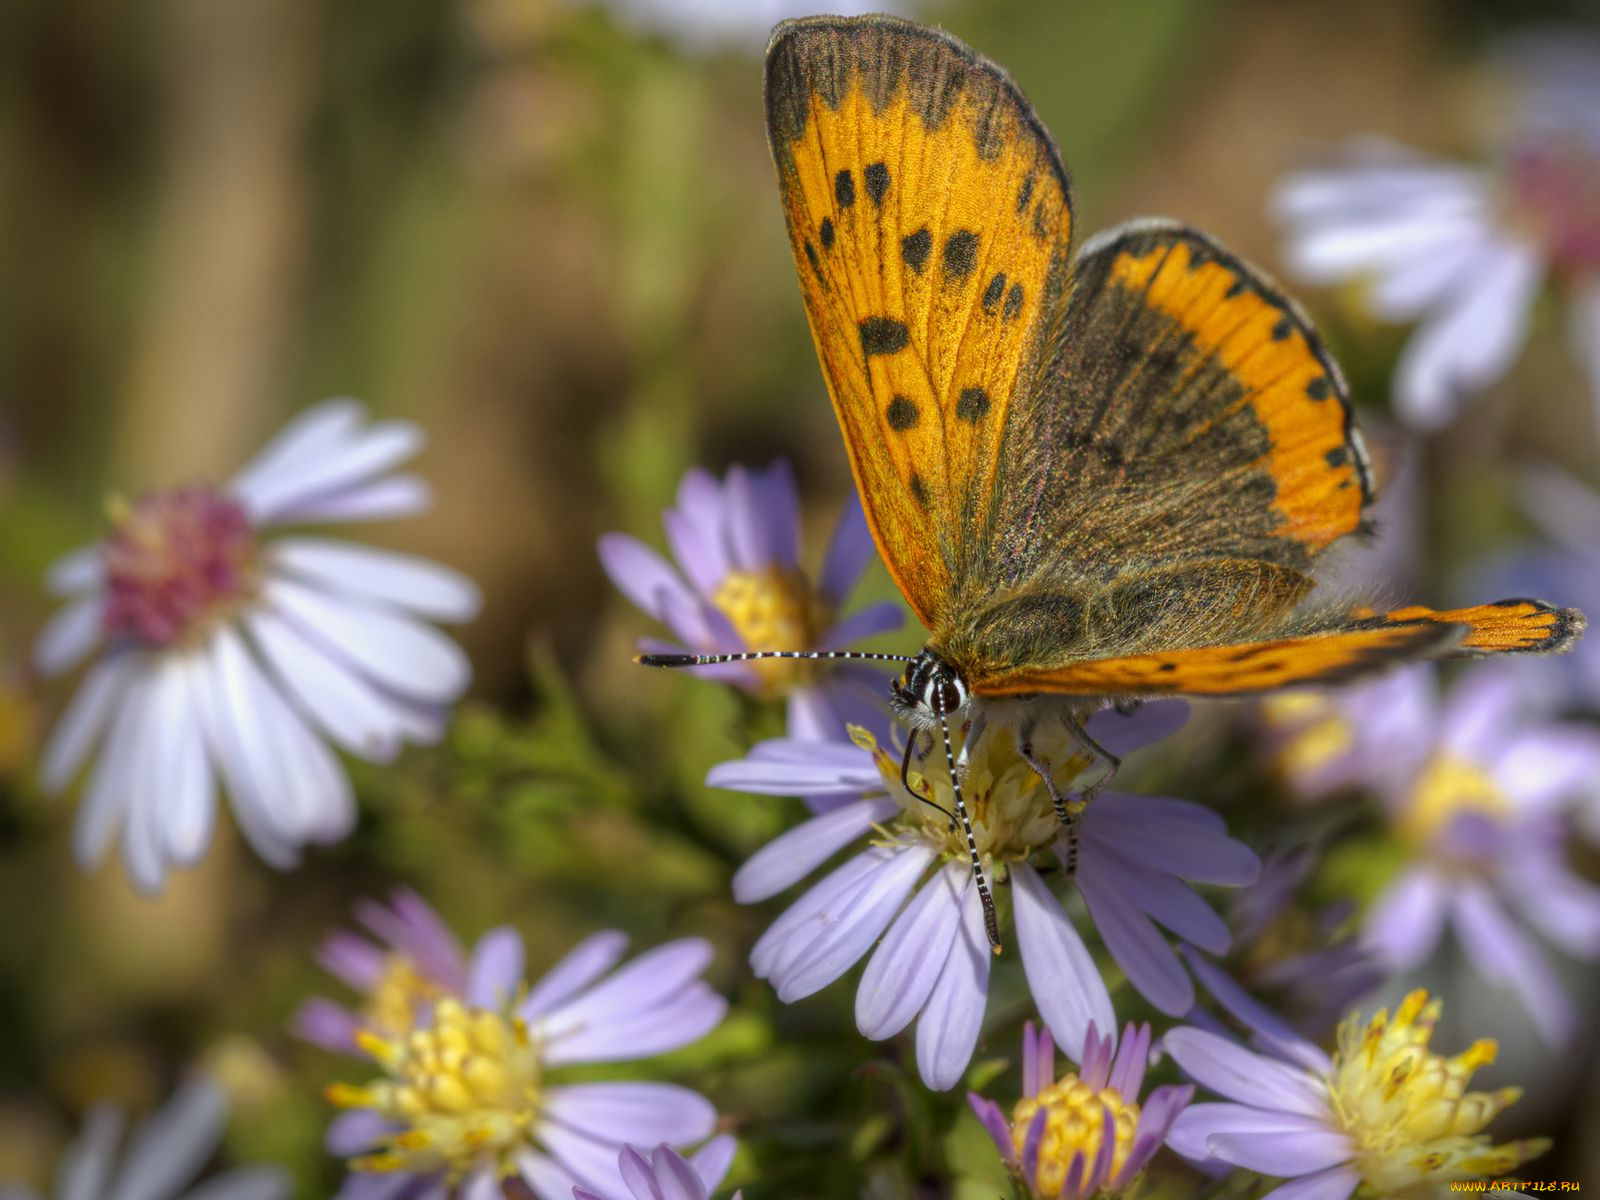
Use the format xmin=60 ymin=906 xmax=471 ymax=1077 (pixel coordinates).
xmin=765 ymin=16 xmax=1073 ymax=629
xmin=970 ymin=599 xmax=1583 ymax=698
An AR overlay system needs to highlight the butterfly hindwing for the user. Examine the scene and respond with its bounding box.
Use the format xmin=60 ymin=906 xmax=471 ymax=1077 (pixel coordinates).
xmin=986 ymin=221 xmax=1371 ymax=597
xmin=969 ymin=598 xmax=1582 ymax=698
xmin=765 ymin=16 xmax=1073 ymax=628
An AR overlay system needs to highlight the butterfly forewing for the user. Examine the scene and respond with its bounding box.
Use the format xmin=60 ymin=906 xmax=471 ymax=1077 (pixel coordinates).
xmin=765 ymin=16 xmax=1074 ymax=629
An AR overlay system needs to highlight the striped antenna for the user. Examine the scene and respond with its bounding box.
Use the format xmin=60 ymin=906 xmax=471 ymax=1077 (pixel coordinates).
xmin=636 ymin=650 xmax=916 ymax=667
xmin=934 ymin=685 xmax=1003 ymax=955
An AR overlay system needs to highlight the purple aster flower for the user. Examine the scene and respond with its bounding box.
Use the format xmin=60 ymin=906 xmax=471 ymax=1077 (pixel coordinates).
xmin=1 ymin=1079 xmax=288 ymax=1200
xmin=968 ymin=1021 xmax=1191 ymax=1200
xmin=1166 ymin=990 xmax=1549 ymax=1199
xmin=32 ymin=399 xmax=481 ymax=893
xmin=572 ymin=1139 xmax=739 ymax=1200
xmin=599 ymin=462 xmax=902 ymax=751
xmin=1181 ymin=849 xmax=1383 ymax=1043
xmin=1271 ymin=31 xmax=1600 ymax=431
xmin=307 ymin=892 xmax=728 ymax=1200
xmin=707 ymin=702 xmax=1259 ymax=1088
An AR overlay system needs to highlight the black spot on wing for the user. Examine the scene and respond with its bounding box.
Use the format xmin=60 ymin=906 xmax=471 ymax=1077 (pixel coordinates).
xmin=982 ymin=272 xmax=1006 ymax=314
xmin=886 ymin=395 xmax=919 ymax=429
xmin=835 ymin=169 xmax=855 ymax=208
xmin=864 ymin=161 xmax=889 ymax=205
xmin=1003 ymin=282 xmax=1023 ymax=321
xmin=1325 ymin=447 xmax=1348 ymax=467
xmin=908 ymin=472 xmax=930 ymax=507
xmin=956 ymin=386 xmax=991 ymax=423
xmin=1271 ymin=315 xmax=1293 ymax=341
xmin=902 ymin=227 xmax=931 ymax=273
xmin=820 ymin=217 xmax=835 ymax=250
xmin=859 ymin=317 xmax=910 ymax=357
xmin=1016 ymin=172 xmax=1035 ymax=214
xmin=943 ymin=230 xmax=978 ymax=280
xmin=1224 ymin=278 xmax=1247 ymax=299
xmin=1306 ymin=376 xmax=1333 ymax=401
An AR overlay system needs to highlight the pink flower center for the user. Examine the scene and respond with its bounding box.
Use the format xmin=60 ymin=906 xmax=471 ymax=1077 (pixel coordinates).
xmin=101 ymin=484 xmax=258 ymax=648
xmin=1509 ymin=138 xmax=1600 ymax=272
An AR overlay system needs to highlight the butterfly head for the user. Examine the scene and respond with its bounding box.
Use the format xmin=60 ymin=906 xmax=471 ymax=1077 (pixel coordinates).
xmin=890 ymin=648 xmax=970 ymax=730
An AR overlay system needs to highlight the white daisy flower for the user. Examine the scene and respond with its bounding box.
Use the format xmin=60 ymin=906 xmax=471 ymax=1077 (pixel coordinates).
xmin=1271 ymin=31 xmax=1600 ymax=431
xmin=32 ymin=399 xmax=481 ymax=893
xmin=1 ymin=1079 xmax=288 ymax=1200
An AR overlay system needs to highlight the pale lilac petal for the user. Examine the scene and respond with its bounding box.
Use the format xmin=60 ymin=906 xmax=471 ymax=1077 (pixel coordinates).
xmin=521 ymin=931 xmax=630 ymax=1020
xmin=1364 ymin=869 xmax=1448 ymax=969
xmin=1083 ymin=797 xmax=1260 ymax=885
xmin=1077 ymin=856 xmax=1193 ymax=1015
xmin=34 ymin=596 xmax=102 ymax=678
xmin=546 ymin=985 xmax=726 ymax=1064
xmin=270 ymin=474 xmax=431 ymax=525
xmin=264 ymin=578 xmax=471 ymax=702
xmin=820 ymin=602 xmax=904 ymax=647
xmin=45 ymin=545 xmax=104 ymax=597
xmin=1492 ymin=726 xmax=1600 ymax=814
xmin=967 ymin=1095 xmax=1016 ymax=1167
xmin=1366 ymin=234 xmax=1490 ymax=320
xmin=542 ymin=938 xmax=712 ymax=1033
xmin=1093 ymin=844 xmax=1231 ymax=953
xmin=724 ymin=466 xmax=773 ymax=570
xmin=356 ymin=889 xmax=466 ymax=988
xmin=819 ymin=497 xmax=875 ymax=605
xmin=543 ymin=1083 xmax=715 ymax=1146
xmin=733 ymin=797 xmax=894 ymax=903
xmin=1452 ymin=881 xmax=1575 ymax=1044
xmin=707 ymin=742 xmax=879 ymax=797
xmin=857 ymin=864 xmax=966 ymax=1038
xmin=1439 ymin=665 xmax=1530 ymax=759
xmin=1182 ymin=948 xmax=1300 ymax=1049
xmin=688 ymin=1135 xmax=737 ymax=1195
xmin=774 ymin=843 xmax=932 ymax=1001
xmin=663 ymin=470 xmax=729 ymax=597
xmin=1394 ymin=236 xmax=1542 ymax=428
xmin=1012 ymin=863 xmax=1115 ymax=1060
xmin=617 ymin=1146 xmax=664 ymax=1200
xmin=237 ymin=415 xmax=424 ymax=523
xmin=457 ymin=1167 xmax=502 ymax=1200
xmin=753 ymin=460 xmax=800 ymax=568
xmin=1261 ymin=1165 xmax=1362 ymax=1200
xmin=181 ymin=1167 xmax=290 ymax=1200
xmin=750 ymin=849 xmax=891 ymax=977
xmin=40 ymin=654 xmax=134 ymax=792
xmin=293 ymin=997 xmax=361 ymax=1052
xmin=1108 ymin=1023 xmax=1151 ymax=1097
xmin=326 ymin=1110 xmax=396 ymax=1156
xmin=915 ymin=871 xmax=992 ymax=1090
xmin=517 ymin=1149 xmax=581 ymax=1200
xmin=270 ymin=539 xmax=480 ymax=622
xmin=1084 ymin=700 xmax=1190 ymax=757
xmin=598 ymin=534 xmax=699 ymax=627
xmin=467 ymin=927 xmax=525 ymax=1009
xmin=1163 ymin=1029 xmax=1331 ymax=1118
xmin=56 ymin=1105 xmax=122 ymax=1200
xmin=1506 ymin=860 xmax=1600 ymax=956
xmin=538 ymin=1121 xmax=629 ymax=1193
xmin=1122 ymin=1083 xmax=1192 ymax=1180
xmin=105 ymin=1079 xmax=224 ymax=1200
xmin=1166 ymin=1103 xmax=1341 ymax=1164
xmin=1208 ymin=1128 xmax=1356 ymax=1175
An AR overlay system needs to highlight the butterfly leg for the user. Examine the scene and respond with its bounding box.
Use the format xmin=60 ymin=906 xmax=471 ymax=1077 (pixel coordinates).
xmin=1061 ymin=711 xmax=1121 ymax=804
xmin=1017 ymin=718 xmax=1073 ymax=826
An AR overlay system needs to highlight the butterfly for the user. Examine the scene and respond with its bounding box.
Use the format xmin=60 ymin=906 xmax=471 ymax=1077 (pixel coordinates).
xmin=640 ymin=15 xmax=1585 ymax=951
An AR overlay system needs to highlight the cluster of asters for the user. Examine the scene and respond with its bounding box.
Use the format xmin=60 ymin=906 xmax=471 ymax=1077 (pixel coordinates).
xmin=15 ymin=25 xmax=1600 ymax=1200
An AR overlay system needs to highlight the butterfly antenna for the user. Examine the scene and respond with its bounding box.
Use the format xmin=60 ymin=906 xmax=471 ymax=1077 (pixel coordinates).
xmin=935 ymin=690 xmax=1002 ymax=956
xmin=636 ymin=650 xmax=916 ymax=667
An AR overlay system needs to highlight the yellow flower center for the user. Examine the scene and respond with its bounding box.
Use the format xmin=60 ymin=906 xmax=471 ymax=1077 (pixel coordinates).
xmin=710 ymin=565 xmax=832 ymax=696
xmin=1398 ymin=756 xmax=1510 ymax=848
xmin=1325 ymin=990 xmax=1548 ymax=1196
xmin=851 ymin=721 xmax=1091 ymax=868
xmin=1262 ymin=693 xmax=1353 ymax=783
xmin=363 ymin=955 xmax=447 ymax=1041
xmin=328 ymin=999 xmax=543 ymax=1182
xmin=1010 ymin=1073 xmax=1142 ymax=1198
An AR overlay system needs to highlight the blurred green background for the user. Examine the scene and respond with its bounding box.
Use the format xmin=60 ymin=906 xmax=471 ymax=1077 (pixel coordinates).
xmin=2 ymin=0 xmax=1599 ymax=1196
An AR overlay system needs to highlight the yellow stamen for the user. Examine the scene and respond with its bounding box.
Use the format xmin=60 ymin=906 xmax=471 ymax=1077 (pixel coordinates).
xmin=1326 ymin=990 xmax=1549 ymax=1193
xmin=1399 ymin=755 xmax=1511 ymax=847
xmin=1010 ymin=1072 xmax=1142 ymax=1198
xmin=710 ymin=566 xmax=832 ymax=695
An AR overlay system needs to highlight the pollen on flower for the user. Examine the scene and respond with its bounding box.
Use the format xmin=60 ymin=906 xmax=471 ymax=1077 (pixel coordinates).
xmin=1398 ymin=755 xmax=1510 ymax=847
xmin=1326 ymin=989 xmax=1549 ymax=1192
xmin=848 ymin=721 xmax=1089 ymax=867
xmin=331 ymin=998 xmax=544 ymax=1182
xmin=364 ymin=955 xmax=447 ymax=1041
xmin=711 ymin=565 xmax=832 ymax=694
xmin=101 ymin=484 xmax=258 ymax=649
xmin=1262 ymin=693 xmax=1353 ymax=781
xmin=1010 ymin=1072 xmax=1141 ymax=1198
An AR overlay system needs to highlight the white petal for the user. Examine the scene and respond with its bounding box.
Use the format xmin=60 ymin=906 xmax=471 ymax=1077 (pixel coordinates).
xmin=268 ymin=474 xmax=431 ymax=525
xmin=1569 ymin=276 xmax=1600 ymax=433
xmin=72 ymin=673 xmax=148 ymax=870
xmin=856 ymin=864 xmax=965 ymax=1039
xmin=1394 ymin=236 xmax=1543 ymax=428
xmin=264 ymin=578 xmax=471 ymax=701
xmin=45 ymin=546 xmax=104 ymax=597
xmin=269 ymin=538 xmax=480 ymax=622
xmin=34 ymin=597 xmax=103 ymax=678
xmin=55 ymin=1105 xmax=123 ymax=1200
xmin=239 ymin=418 xmax=423 ymax=525
xmin=41 ymin=655 xmax=134 ymax=793
xmin=228 ymin=400 xmax=366 ymax=505
xmin=105 ymin=1079 xmax=224 ymax=1200
xmin=1013 ymin=863 xmax=1116 ymax=1061
xmin=914 ymin=872 xmax=992 ymax=1090
xmin=147 ymin=657 xmax=216 ymax=866
xmin=180 ymin=1168 xmax=292 ymax=1200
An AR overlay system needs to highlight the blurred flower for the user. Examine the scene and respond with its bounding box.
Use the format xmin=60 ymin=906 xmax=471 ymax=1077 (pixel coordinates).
xmin=573 ymin=1139 xmax=739 ymax=1200
xmin=32 ymin=400 xmax=480 ymax=892
xmin=1166 ymin=989 xmax=1549 ymax=1198
xmin=0 ymin=1079 xmax=288 ymax=1200
xmin=968 ymin=1021 xmax=1190 ymax=1200
xmin=1182 ymin=848 xmax=1383 ymax=1042
xmin=311 ymin=892 xmax=727 ymax=1200
xmin=573 ymin=0 xmax=903 ymax=51
xmin=600 ymin=461 xmax=901 ymax=744
xmin=707 ymin=703 xmax=1258 ymax=1088
xmin=1272 ymin=33 xmax=1600 ymax=430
